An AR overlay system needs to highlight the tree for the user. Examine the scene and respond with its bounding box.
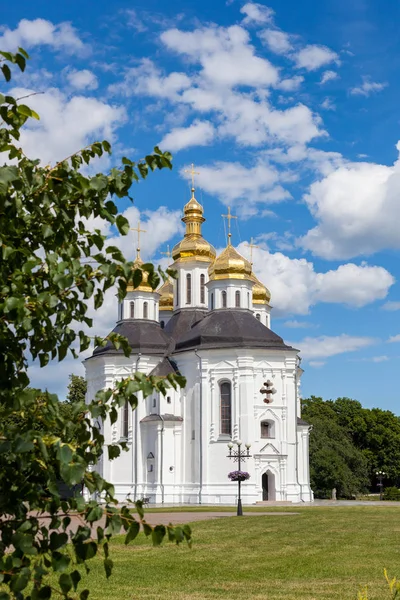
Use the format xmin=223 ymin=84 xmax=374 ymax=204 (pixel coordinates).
xmin=302 ymin=396 xmax=369 ymax=498
xmin=66 ymin=375 xmax=87 ymax=404
xmin=0 ymin=49 xmax=189 ymax=600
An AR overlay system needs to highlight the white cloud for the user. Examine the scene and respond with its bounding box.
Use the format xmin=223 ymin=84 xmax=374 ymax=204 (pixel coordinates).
xmin=321 ymin=98 xmax=336 ymax=111
xmin=0 ymin=18 xmax=86 ymax=54
xmin=371 ymin=355 xmax=389 ymax=362
xmin=388 ymin=334 xmax=400 ymax=343
xmin=308 ymin=361 xmax=325 ymax=368
xmin=382 ymin=301 xmax=400 ymax=311
xmin=161 ymin=25 xmax=279 ymax=88
xmin=260 ymin=29 xmax=293 ymax=54
xmin=291 ymin=334 xmax=375 ymax=359
xmin=276 ymin=76 xmax=304 ymax=91
xmin=182 ymin=161 xmax=287 ymax=216
xmin=283 ymin=320 xmax=316 ymax=328
xmin=108 ymin=58 xmax=191 ymax=100
xmin=320 ymin=70 xmax=338 ymax=84
xmin=239 ymin=244 xmax=394 ymax=315
xmin=10 ymin=86 xmax=126 ymax=164
xmin=350 ymin=77 xmax=387 ymax=97
xmin=294 ymin=44 xmax=339 ymax=71
xmin=160 ymin=120 xmax=215 ymax=152
xmin=66 ymin=69 xmax=98 ymax=90
xmin=240 ymin=3 xmax=275 ymax=25
xmin=299 ymin=144 xmax=400 ymax=259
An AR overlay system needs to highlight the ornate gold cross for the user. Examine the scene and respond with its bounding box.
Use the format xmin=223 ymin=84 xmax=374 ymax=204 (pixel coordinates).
xmin=131 ymin=220 xmax=146 ymax=258
xmin=184 ymin=162 xmax=199 ymax=193
xmin=245 ymin=237 xmax=259 ymax=265
xmin=161 ymin=245 xmax=171 ymax=259
xmin=221 ymin=206 xmax=237 ymax=245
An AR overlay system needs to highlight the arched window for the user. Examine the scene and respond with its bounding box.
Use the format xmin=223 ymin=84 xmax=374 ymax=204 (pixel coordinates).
xmin=235 ymin=290 xmax=241 ymax=308
xmin=122 ymin=401 xmax=129 ymax=438
xmin=186 ymin=273 xmax=191 ymax=304
xmin=143 ymin=301 xmax=148 ymax=319
xmin=220 ymin=382 xmax=232 ymax=436
xmin=256 ymin=313 xmax=261 ymax=321
xmin=211 ymin=292 xmax=214 ymax=310
xmin=160 ymin=320 xmax=165 ymax=329
xmin=200 ymin=274 xmax=205 ymax=304
xmin=167 ymin=396 xmax=171 ymax=404
xmin=130 ymin=301 xmax=135 ymax=319
xmin=261 ymin=420 xmax=274 ymax=438
xmin=221 ymin=291 xmax=227 ymax=308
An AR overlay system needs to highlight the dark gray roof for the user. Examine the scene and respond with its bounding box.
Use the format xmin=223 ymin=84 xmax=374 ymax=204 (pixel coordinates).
xmin=164 ymin=309 xmax=208 ymax=353
xmin=92 ymin=320 xmax=170 ymax=357
xmin=140 ymin=414 xmax=183 ymax=423
xmin=174 ymin=309 xmax=297 ymax=353
xmin=149 ymin=357 xmax=179 ymax=377
xmin=297 ymin=417 xmax=309 ymax=426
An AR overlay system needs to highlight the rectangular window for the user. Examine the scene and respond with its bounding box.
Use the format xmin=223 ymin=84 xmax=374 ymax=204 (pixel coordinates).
xmin=220 ymin=382 xmax=232 ymax=435
xmin=122 ymin=401 xmax=129 ymax=438
xmin=200 ymin=274 xmax=205 ymax=304
xmin=186 ymin=273 xmax=192 ymax=304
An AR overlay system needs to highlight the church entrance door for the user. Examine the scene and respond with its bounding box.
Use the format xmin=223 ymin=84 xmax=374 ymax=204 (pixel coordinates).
xmin=262 ymin=471 xmax=276 ymax=501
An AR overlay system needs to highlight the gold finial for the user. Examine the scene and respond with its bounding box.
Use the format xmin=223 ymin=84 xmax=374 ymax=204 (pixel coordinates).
xmin=184 ymin=162 xmax=199 ymax=198
xmin=221 ymin=206 xmax=237 ymax=246
xmin=245 ymin=237 xmax=259 ymax=266
xmin=130 ymin=220 xmax=146 ymax=259
xmin=161 ymin=245 xmax=171 ymax=259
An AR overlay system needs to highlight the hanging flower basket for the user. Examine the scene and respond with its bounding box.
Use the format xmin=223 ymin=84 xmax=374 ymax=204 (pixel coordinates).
xmin=228 ymin=470 xmax=250 ymax=482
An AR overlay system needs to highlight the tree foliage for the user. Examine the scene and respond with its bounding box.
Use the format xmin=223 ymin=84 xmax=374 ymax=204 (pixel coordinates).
xmin=66 ymin=375 xmax=87 ymax=405
xmin=0 ymin=49 xmax=189 ymax=600
xmin=302 ymin=395 xmax=400 ymax=498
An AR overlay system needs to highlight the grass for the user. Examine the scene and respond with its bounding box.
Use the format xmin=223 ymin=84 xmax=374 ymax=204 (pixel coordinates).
xmin=70 ymin=507 xmax=400 ymax=599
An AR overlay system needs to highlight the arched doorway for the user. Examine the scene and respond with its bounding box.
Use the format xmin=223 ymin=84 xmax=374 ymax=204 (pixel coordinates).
xmin=262 ymin=471 xmax=276 ymax=501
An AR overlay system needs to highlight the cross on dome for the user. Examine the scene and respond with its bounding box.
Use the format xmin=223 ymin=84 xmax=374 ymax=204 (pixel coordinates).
xmin=221 ymin=206 xmax=237 ymax=246
xmin=184 ymin=162 xmax=199 ymax=197
xmin=245 ymin=237 xmax=259 ymax=266
xmin=130 ymin=220 xmax=146 ymax=260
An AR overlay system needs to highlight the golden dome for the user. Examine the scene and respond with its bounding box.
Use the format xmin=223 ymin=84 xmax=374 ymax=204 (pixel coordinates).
xmin=127 ymin=254 xmax=154 ymax=293
xmin=158 ymin=278 xmax=173 ymax=311
xmin=251 ymin=273 xmax=271 ymax=304
xmin=172 ymin=188 xmax=216 ymax=263
xmin=209 ymin=244 xmax=252 ymax=281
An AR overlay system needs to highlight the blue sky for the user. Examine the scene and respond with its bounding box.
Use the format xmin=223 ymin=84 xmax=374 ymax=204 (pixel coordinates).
xmin=2 ymin=0 xmax=400 ymax=411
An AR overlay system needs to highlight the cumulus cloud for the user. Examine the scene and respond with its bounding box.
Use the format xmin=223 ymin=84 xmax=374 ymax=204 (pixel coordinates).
xmin=350 ymin=77 xmax=387 ymax=97
xmin=290 ymin=334 xmax=375 ymax=359
xmin=66 ymin=69 xmax=98 ymax=90
xmin=276 ymin=75 xmax=304 ymax=91
xmin=259 ymin=29 xmax=293 ymax=54
xmin=160 ymin=120 xmax=215 ymax=152
xmin=388 ymin=334 xmax=400 ymax=343
xmin=308 ymin=361 xmax=325 ymax=368
xmin=10 ymin=86 xmax=126 ymax=164
xmin=237 ymin=243 xmax=394 ymax=315
xmin=294 ymin=44 xmax=339 ymax=71
xmin=320 ymin=70 xmax=338 ymax=84
xmin=382 ymin=301 xmax=400 ymax=311
xmin=299 ymin=144 xmax=400 ymax=259
xmin=283 ymin=320 xmax=316 ymax=328
xmin=240 ymin=3 xmax=275 ymax=25
xmin=321 ymin=98 xmax=336 ymax=111
xmin=181 ymin=161 xmax=289 ymax=216
xmin=0 ymin=18 xmax=87 ymax=54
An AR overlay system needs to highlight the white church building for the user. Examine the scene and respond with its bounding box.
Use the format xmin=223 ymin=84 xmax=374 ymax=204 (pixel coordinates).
xmin=84 ymin=184 xmax=313 ymax=505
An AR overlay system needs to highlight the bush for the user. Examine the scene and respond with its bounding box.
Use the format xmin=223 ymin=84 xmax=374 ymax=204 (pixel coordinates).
xmin=383 ymin=486 xmax=400 ymax=501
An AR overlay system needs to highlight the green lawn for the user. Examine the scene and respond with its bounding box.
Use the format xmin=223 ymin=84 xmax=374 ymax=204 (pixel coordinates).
xmin=77 ymin=507 xmax=400 ymax=599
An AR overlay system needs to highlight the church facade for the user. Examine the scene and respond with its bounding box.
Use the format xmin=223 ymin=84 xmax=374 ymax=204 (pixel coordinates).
xmin=84 ymin=186 xmax=313 ymax=505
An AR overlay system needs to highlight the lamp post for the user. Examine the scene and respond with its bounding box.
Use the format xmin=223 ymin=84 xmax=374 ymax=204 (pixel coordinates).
xmin=227 ymin=441 xmax=252 ymax=516
xmin=376 ymin=470 xmax=386 ymax=501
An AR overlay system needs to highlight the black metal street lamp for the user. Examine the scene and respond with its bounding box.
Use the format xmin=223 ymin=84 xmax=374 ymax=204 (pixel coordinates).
xmin=227 ymin=440 xmax=252 ymax=516
xmin=376 ymin=470 xmax=386 ymax=501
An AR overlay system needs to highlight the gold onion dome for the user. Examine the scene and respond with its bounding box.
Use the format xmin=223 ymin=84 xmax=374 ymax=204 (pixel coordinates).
xmin=172 ymin=189 xmax=216 ymax=263
xmin=127 ymin=254 xmax=154 ymax=293
xmin=158 ymin=278 xmax=173 ymax=311
xmin=208 ymin=244 xmax=252 ymax=281
xmin=251 ymin=273 xmax=271 ymax=304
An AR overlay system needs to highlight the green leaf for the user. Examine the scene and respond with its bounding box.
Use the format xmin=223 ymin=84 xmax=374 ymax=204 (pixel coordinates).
xmin=1 ymin=63 xmax=11 ymax=82
xmin=115 ymin=214 xmax=130 ymax=235
xmin=125 ymin=520 xmax=140 ymax=544
xmin=152 ymin=524 xmax=166 ymax=546
xmin=104 ymin=557 xmax=113 ymax=579
xmin=51 ymin=551 xmax=71 ymax=572
xmin=59 ymin=573 xmax=73 ymax=594
xmin=0 ymin=165 xmax=18 ymax=183
xmin=17 ymin=104 xmax=40 ymax=119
